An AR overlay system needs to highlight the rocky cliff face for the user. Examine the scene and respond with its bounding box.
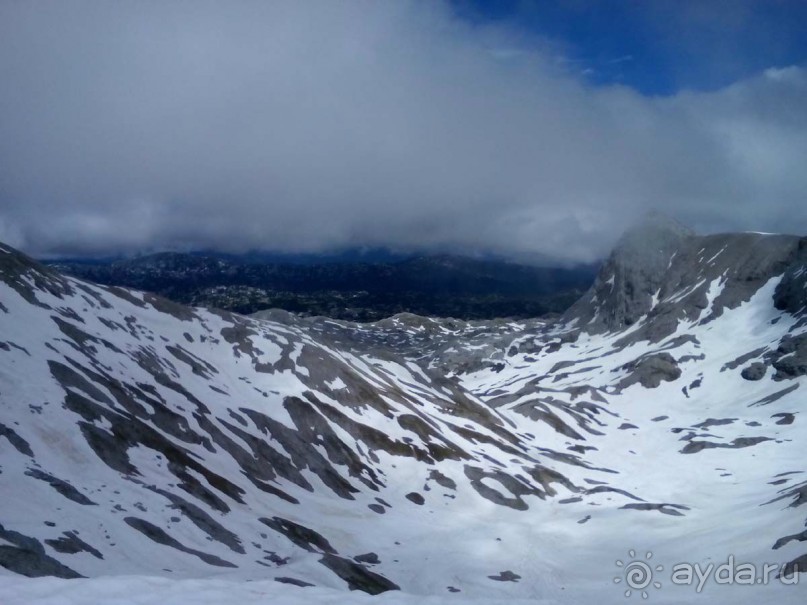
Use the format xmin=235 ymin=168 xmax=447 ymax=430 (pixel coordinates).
xmin=775 ymin=236 xmax=807 ymax=317
xmin=1 ymin=225 xmax=807 ymax=604
xmin=564 ymin=213 xmax=696 ymax=332
xmin=565 ymin=215 xmax=805 ymax=343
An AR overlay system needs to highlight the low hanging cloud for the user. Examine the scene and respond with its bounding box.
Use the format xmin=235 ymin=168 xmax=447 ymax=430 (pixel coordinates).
xmin=0 ymin=1 xmax=805 ymax=262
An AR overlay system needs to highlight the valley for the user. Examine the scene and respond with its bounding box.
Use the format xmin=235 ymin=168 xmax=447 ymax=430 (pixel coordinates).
xmin=1 ymin=218 xmax=806 ymax=603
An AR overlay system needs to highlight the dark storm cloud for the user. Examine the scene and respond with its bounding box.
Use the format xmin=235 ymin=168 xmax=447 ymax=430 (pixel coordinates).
xmin=0 ymin=1 xmax=805 ymax=262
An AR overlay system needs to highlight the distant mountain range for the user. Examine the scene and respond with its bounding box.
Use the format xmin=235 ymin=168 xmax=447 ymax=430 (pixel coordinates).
xmin=47 ymin=252 xmax=599 ymax=320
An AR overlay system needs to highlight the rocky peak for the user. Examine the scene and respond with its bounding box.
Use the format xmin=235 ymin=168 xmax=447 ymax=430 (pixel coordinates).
xmin=563 ymin=213 xmax=694 ymax=332
xmin=565 ymin=216 xmax=805 ymax=342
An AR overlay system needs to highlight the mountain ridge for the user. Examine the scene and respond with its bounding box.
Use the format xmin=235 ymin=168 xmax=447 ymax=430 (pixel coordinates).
xmin=1 ymin=225 xmax=806 ymax=603
xmin=565 ymin=218 xmax=806 ymax=338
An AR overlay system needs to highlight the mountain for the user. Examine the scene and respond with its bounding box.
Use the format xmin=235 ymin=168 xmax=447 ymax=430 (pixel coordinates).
xmin=47 ymin=252 xmax=598 ymax=321
xmin=1 ymin=220 xmax=806 ymax=604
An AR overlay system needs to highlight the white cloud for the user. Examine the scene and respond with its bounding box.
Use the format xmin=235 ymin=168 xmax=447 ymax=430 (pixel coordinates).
xmin=0 ymin=1 xmax=805 ymax=261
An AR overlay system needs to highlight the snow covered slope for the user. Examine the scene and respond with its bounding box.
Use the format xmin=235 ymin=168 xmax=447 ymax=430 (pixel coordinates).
xmin=1 ymin=219 xmax=806 ymax=604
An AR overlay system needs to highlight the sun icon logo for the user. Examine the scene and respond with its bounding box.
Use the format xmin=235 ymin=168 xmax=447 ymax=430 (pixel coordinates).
xmin=614 ymin=549 xmax=664 ymax=599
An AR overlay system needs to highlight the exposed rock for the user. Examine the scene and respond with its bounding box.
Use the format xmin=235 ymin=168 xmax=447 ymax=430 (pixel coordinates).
xmin=771 ymin=333 xmax=807 ymax=380
xmin=741 ymin=362 xmax=767 ymax=381
xmin=45 ymin=532 xmax=103 ymax=559
xmin=353 ymin=552 xmax=380 ymax=565
xmin=564 ymin=213 xmax=694 ymax=332
xmin=773 ymin=529 xmax=807 ymax=550
xmin=566 ymin=215 xmax=803 ymax=345
xmin=0 ymin=423 xmax=34 ymax=457
xmin=723 ymin=348 xmax=767 ymax=371
xmin=0 ymin=523 xmax=82 ymax=579
xmin=692 ymin=418 xmax=736 ymax=429
xmin=405 ymin=492 xmax=425 ymax=505
xmin=274 ymin=576 xmax=315 ymax=588
xmin=259 ymin=517 xmax=336 ymax=554
xmin=773 ymin=413 xmax=796 ymax=425
xmin=751 ymin=383 xmax=800 ymax=406
xmin=123 ymin=517 xmax=236 ymax=568
xmin=428 ymin=470 xmax=457 ymax=490
xmin=24 ymin=469 xmax=97 ymax=506
xmin=681 ymin=437 xmax=772 ymax=454
xmin=488 ymin=570 xmax=521 ymax=582
xmin=773 ymin=237 xmax=807 ymax=315
xmin=780 ymin=554 xmax=807 ymax=579
xmin=620 ymin=502 xmax=690 ymax=516
xmin=617 ymin=353 xmax=681 ymax=389
xmin=318 ymin=553 xmax=399 ymax=594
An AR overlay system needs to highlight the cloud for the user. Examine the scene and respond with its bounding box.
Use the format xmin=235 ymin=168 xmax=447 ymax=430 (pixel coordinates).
xmin=0 ymin=1 xmax=805 ymax=262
